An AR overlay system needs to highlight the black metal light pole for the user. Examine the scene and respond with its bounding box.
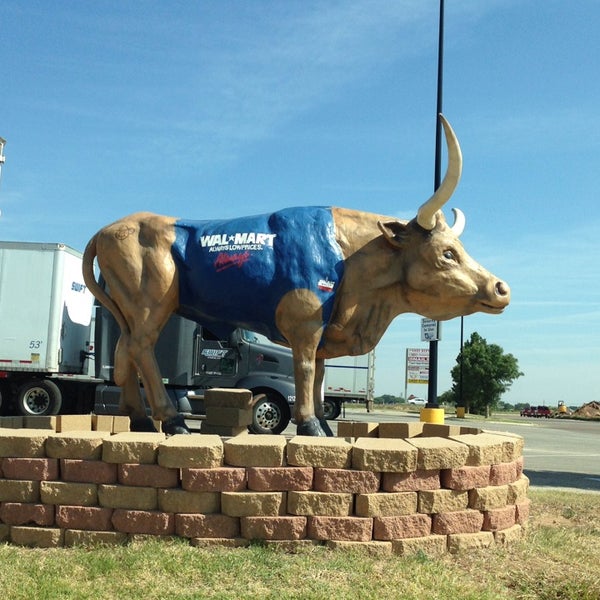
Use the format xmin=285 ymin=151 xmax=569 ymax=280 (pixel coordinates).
xmin=427 ymin=0 xmax=444 ymax=408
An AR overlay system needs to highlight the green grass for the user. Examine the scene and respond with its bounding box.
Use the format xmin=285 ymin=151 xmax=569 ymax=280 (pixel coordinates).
xmin=0 ymin=490 xmax=598 ymax=599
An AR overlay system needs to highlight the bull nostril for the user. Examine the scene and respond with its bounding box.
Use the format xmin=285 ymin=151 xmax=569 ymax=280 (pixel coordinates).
xmin=496 ymin=281 xmax=509 ymax=297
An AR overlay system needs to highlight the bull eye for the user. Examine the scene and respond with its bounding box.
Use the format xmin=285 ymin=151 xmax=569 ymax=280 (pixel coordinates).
xmin=443 ymin=250 xmax=455 ymax=261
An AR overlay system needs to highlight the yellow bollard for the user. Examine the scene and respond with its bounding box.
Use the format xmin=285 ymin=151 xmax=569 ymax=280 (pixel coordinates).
xmin=456 ymin=406 xmax=466 ymax=419
xmin=420 ymin=407 xmax=445 ymax=424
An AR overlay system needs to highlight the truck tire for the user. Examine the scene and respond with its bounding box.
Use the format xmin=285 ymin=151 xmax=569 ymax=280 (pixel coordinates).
xmin=249 ymin=392 xmax=290 ymax=435
xmin=16 ymin=380 xmax=63 ymax=416
xmin=323 ymin=397 xmax=341 ymax=420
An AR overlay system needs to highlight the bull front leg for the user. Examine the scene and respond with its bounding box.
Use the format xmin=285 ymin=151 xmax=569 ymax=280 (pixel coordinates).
xmin=313 ymin=357 xmax=333 ymax=436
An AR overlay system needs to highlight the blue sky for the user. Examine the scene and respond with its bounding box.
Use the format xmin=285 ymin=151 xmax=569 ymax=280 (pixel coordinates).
xmin=1 ymin=1 xmax=599 ymax=406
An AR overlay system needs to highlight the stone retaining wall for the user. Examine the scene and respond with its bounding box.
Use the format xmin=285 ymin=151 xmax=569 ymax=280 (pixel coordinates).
xmin=0 ymin=416 xmax=528 ymax=555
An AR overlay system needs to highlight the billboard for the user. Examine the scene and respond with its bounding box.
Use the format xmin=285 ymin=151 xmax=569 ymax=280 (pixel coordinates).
xmin=406 ymin=347 xmax=429 ymax=384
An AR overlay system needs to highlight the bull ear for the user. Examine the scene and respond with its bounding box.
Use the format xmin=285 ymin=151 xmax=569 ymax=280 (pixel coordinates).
xmin=377 ymin=220 xmax=408 ymax=249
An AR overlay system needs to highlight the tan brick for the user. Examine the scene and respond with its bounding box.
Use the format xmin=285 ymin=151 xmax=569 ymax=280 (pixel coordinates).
xmin=421 ymin=424 xmax=465 ymax=438
xmin=46 ymin=431 xmax=112 ymax=460
xmin=261 ymin=539 xmax=319 ymax=552
xmin=490 ymin=461 xmax=519 ymax=486
xmin=158 ymin=434 xmax=224 ymax=469
xmin=1 ymin=458 xmax=59 ymax=481
xmin=0 ymin=502 xmax=54 ymax=526
xmin=204 ymin=388 xmax=254 ymax=409
xmin=0 ymin=417 xmax=23 ymax=429
xmin=355 ymin=492 xmax=417 ymax=517
xmin=286 ymin=437 xmax=352 ymax=469
xmin=224 ymin=434 xmax=287 ymax=467
xmin=469 ymin=485 xmax=509 ymax=511
xmin=351 ymin=422 xmax=379 ymax=438
xmin=24 ymin=417 xmax=57 ymax=430
xmin=0 ymin=480 xmax=40 ymax=503
xmin=308 ymin=516 xmax=372 ymax=541
xmin=222 ymin=491 xmax=286 ymax=517
xmin=241 ymin=516 xmax=307 ymax=540
xmin=205 ymin=406 xmax=253 ymax=427
xmin=407 ymin=437 xmax=469 ymax=470
xmin=516 ymin=498 xmax=531 ymax=526
xmin=61 ymin=459 xmax=118 ymax=484
xmin=199 ymin=423 xmax=247 ymax=436
xmin=441 ymin=465 xmax=491 ymax=490
xmin=0 ymin=429 xmax=49 ymax=458
xmin=382 ymin=469 xmax=440 ymax=492
xmin=494 ymin=524 xmax=524 ymax=545
xmin=112 ymin=416 xmax=131 ymax=433
xmin=157 ymin=489 xmax=220 ymax=514
xmin=508 ymin=475 xmax=530 ymax=503
xmin=190 ymin=537 xmax=248 ymax=548
xmin=392 ymin=534 xmax=447 ymax=557
xmin=64 ymin=530 xmax=127 ymax=547
xmin=98 ymin=484 xmax=158 ymax=510
xmin=287 ymin=491 xmax=353 ymax=517
xmin=432 ymin=509 xmax=484 ymax=534
xmin=176 ymin=513 xmax=240 ymax=538
xmin=11 ymin=526 xmax=64 ymax=548
xmin=102 ymin=433 xmax=166 ymax=464
xmin=377 ymin=422 xmax=424 ymax=439
xmin=0 ymin=524 xmax=9 ymax=542
xmin=314 ymin=468 xmax=379 ymax=493
xmin=352 ymin=438 xmax=418 ymax=473
xmin=484 ymin=430 xmax=525 ymax=459
xmin=336 ymin=422 xmax=354 ymax=438
xmin=448 ymin=531 xmax=495 ymax=553
xmin=118 ymin=464 xmax=179 ymax=488
xmin=112 ymin=509 xmax=175 ymax=536
xmin=182 ymin=467 xmax=247 ymax=492
xmin=92 ymin=415 xmax=115 ymax=432
xmin=40 ymin=481 xmax=97 ymax=506
xmin=56 ymin=506 xmax=113 ymax=531
xmin=57 ymin=415 xmax=93 ymax=432
xmin=373 ymin=514 xmax=432 ymax=540
xmin=326 ymin=540 xmax=393 ymax=555
xmin=247 ymin=467 xmax=313 ymax=491
xmin=418 ymin=489 xmax=469 ymax=514
xmin=449 ymin=433 xmax=521 ymax=466
xmin=482 ymin=505 xmax=516 ymax=531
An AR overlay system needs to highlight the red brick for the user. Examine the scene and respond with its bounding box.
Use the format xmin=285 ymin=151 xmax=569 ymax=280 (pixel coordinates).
xmin=313 ymin=468 xmax=379 ymax=493
xmin=118 ymin=464 xmax=179 ymax=488
xmin=307 ymin=516 xmax=373 ymax=542
xmin=382 ymin=469 xmax=440 ymax=492
xmin=181 ymin=467 xmax=247 ymax=492
xmin=248 ymin=467 xmax=313 ymax=491
xmin=241 ymin=516 xmax=307 ymax=540
xmin=441 ymin=465 xmax=491 ymax=490
xmin=176 ymin=513 xmax=240 ymax=539
xmin=2 ymin=458 xmax=59 ymax=481
xmin=112 ymin=509 xmax=175 ymax=536
xmin=489 ymin=461 xmax=519 ymax=486
xmin=373 ymin=514 xmax=432 ymax=540
xmin=482 ymin=505 xmax=516 ymax=531
xmin=56 ymin=506 xmax=113 ymax=531
xmin=0 ymin=502 xmax=54 ymax=526
xmin=60 ymin=459 xmax=118 ymax=484
xmin=432 ymin=510 xmax=484 ymax=534
xmin=515 ymin=499 xmax=531 ymax=525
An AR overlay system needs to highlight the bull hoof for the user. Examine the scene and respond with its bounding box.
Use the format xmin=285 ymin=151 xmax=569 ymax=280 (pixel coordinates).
xmin=296 ymin=416 xmax=327 ymax=437
xmin=162 ymin=414 xmax=191 ymax=436
xmin=319 ymin=418 xmax=334 ymax=437
xmin=130 ymin=417 xmax=159 ymax=433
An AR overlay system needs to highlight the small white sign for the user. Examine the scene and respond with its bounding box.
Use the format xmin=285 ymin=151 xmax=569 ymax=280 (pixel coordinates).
xmin=421 ymin=318 xmax=441 ymax=342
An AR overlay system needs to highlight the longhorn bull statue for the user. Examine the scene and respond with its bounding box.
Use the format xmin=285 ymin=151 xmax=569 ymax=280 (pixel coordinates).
xmin=82 ymin=115 xmax=510 ymax=436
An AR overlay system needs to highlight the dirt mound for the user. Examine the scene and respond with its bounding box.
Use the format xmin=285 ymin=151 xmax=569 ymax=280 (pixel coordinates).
xmin=572 ymin=401 xmax=600 ymax=419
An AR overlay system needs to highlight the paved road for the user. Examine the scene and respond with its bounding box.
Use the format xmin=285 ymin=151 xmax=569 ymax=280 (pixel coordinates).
xmin=287 ymin=408 xmax=600 ymax=492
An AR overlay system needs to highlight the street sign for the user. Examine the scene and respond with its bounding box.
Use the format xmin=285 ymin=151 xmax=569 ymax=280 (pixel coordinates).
xmin=421 ymin=318 xmax=441 ymax=342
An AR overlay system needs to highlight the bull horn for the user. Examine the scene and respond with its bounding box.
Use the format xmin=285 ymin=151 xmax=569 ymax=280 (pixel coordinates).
xmin=450 ymin=207 xmax=465 ymax=237
xmin=416 ymin=114 xmax=463 ymax=230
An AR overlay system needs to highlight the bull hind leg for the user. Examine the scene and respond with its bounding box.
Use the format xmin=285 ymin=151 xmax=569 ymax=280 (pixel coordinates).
xmin=313 ymin=358 xmax=333 ymax=436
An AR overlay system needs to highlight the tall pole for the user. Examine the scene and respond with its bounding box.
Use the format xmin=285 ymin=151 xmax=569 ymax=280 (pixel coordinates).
xmin=427 ymin=0 xmax=444 ymax=408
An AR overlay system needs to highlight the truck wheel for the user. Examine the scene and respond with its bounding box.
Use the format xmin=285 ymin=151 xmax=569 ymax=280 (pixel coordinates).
xmin=16 ymin=380 xmax=63 ymax=416
xmin=323 ymin=397 xmax=341 ymax=420
xmin=250 ymin=393 xmax=290 ymax=435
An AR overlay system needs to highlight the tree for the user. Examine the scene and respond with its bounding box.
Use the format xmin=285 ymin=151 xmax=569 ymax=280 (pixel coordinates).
xmin=451 ymin=332 xmax=523 ymax=417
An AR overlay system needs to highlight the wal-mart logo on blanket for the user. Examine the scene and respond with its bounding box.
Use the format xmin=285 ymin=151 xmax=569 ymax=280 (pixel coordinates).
xmin=200 ymin=232 xmax=277 ymax=252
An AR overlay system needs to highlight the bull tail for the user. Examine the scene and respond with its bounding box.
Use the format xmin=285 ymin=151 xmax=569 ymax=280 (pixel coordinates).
xmin=82 ymin=234 xmax=131 ymax=335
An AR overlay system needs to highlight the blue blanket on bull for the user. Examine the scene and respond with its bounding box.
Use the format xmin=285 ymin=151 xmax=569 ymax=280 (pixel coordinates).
xmin=171 ymin=206 xmax=344 ymax=344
